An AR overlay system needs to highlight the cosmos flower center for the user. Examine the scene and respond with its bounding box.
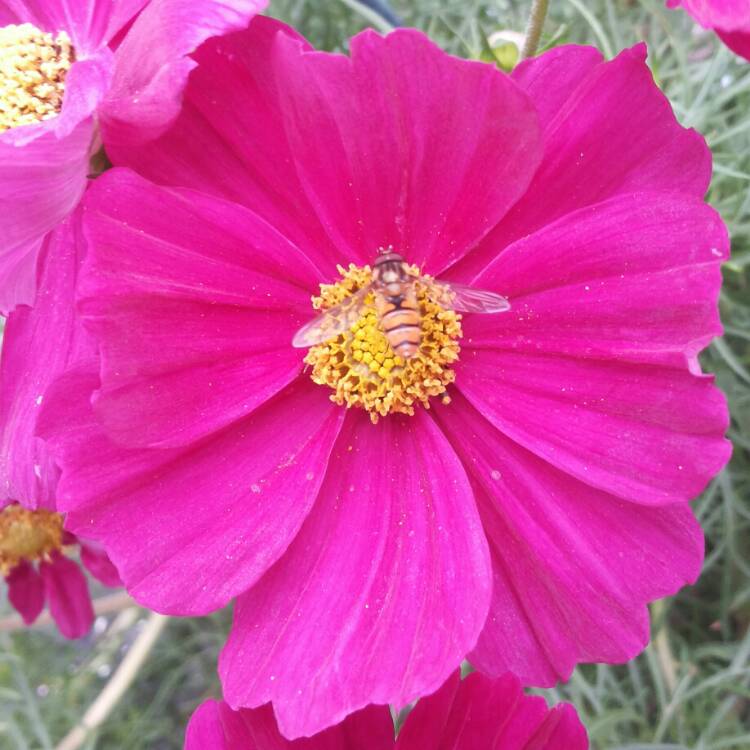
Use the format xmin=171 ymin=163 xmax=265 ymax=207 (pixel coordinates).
xmin=0 ymin=505 xmax=64 ymax=574
xmin=0 ymin=23 xmax=73 ymax=132
xmin=305 ymin=263 xmax=462 ymax=423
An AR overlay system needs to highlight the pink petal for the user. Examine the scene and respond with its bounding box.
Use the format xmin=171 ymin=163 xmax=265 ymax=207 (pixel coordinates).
xmin=79 ymin=539 xmax=121 ymax=587
xmin=396 ymin=671 xmax=588 ymax=749
xmin=453 ymin=44 xmax=711 ymax=280
xmin=457 ymin=349 xmax=728 ymax=505
xmin=455 ymin=194 xmax=730 ymax=506
xmin=433 ymin=393 xmax=704 ymax=686
xmin=101 ymin=0 xmax=267 ymax=150
xmin=465 ymin=193 xmax=727 ymax=369
xmin=0 ymin=7 xmax=19 ymax=23
xmin=81 ymin=169 xmax=314 ymax=449
xmin=40 ymin=552 xmax=94 ymax=639
xmin=717 ymin=29 xmax=750 ymax=59
xmin=185 ymin=701 xmax=235 ymax=749
xmin=103 ymin=17 xmax=344 ymax=280
xmin=267 ymin=27 xmax=541 ymax=274
xmin=185 ymin=699 xmax=395 ymax=749
xmin=394 ymin=672 xmax=460 ymax=748
xmin=0 ymin=120 xmax=91 ymax=311
xmin=517 ymin=42 xmax=710 ymax=195
xmin=1 ymin=0 xmax=148 ymax=52
xmin=39 ymin=371 xmax=344 ymax=615
xmin=2 ymin=48 xmax=113 ymax=147
xmin=0 ymin=51 xmax=112 ymax=306
xmin=213 ymin=704 xmax=279 ymax=749
xmin=0 ymin=237 xmax=41 ymax=319
xmin=220 ymin=410 xmax=491 ymax=739
xmin=110 ymin=18 xmax=542 ymax=276
xmin=676 ymin=0 xmax=750 ymax=32
xmin=667 ymin=1 xmax=750 ymax=59
xmin=525 ymin=704 xmax=589 ymax=750
xmin=49 ymin=51 xmax=114 ymax=139
xmin=6 ymin=561 xmax=45 ymax=624
xmin=511 ymin=45 xmax=604 ymax=131
xmin=0 ymin=210 xmax=93 ymax=509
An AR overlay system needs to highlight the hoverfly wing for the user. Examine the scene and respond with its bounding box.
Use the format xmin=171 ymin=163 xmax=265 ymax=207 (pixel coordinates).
xmin=428 ymin=280 xmax=510 ymax=314
xmin=292 ymin=286 xmax=371 ymax=348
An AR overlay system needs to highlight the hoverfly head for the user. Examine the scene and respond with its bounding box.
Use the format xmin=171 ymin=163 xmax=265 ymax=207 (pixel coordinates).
xmin=375 ymin=244 xmax=403 ymax=267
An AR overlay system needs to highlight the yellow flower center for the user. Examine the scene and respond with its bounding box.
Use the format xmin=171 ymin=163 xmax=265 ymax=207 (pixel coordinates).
xmin=305 ymin=263 xmax=462 ymax=423
xmin=0 ymin=505 xmax=64 ymax=575
xmin=0 ymin=23 xmax=73 ymax=132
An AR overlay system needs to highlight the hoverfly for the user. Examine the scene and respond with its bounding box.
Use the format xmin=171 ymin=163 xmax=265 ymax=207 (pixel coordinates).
xmin=292 ymin=247 xmax=510 ymax=359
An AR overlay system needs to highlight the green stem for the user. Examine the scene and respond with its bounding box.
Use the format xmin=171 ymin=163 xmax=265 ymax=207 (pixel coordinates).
xmin=520 ymin=0 xmax=550 ymax=60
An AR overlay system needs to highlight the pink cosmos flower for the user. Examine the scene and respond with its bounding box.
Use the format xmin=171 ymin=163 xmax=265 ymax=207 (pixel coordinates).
xmin=185 ymin=671 xmax=588 ymax=749
xmin=667 ymin=0 xmax=750 ymax=59
xmin=0 ymin=206 xmax=120 ymax=639
xmin=0 ymin=0 xmax=266 ymax=312
xmin=40 ymin=18 xmax=731 ymax=738
xmin=2 ymin=510 xmax=119 ymax=638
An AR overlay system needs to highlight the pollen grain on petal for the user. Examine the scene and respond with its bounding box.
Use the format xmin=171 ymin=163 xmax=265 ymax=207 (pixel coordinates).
xmin=0 ymin=504 xmax=64 ymax=575
xmin=0 ymin=23 xmax=73 ymax=132
xmin=304 ymin=263 xmax=462 ymax=423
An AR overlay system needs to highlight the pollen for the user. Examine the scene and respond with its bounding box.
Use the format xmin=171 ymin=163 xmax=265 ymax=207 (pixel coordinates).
xmin=0 ymin=23 xmax=73 ymax=132
xmin=0 ymin=505 xmax=64 ymax=575
xmin=304 ymin=263 xmax=462 ymax=423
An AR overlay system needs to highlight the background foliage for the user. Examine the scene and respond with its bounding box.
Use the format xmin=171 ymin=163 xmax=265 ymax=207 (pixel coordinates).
xmin=1 ymin=1 xmax=749 ymax=748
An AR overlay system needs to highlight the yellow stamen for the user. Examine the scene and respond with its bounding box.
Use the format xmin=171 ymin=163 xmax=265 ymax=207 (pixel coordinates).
xmin=0 ymin=23 xmax=73 ymax=132
xmin=0 ymin=505 xmax=64 ymax=575
xmin=305 ymin=263 xmax=462 ymax=423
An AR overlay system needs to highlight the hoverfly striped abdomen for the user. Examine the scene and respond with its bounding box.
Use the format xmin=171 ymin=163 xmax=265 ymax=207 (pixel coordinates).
xmin=373 ymin=250 xmax=422 ymax=358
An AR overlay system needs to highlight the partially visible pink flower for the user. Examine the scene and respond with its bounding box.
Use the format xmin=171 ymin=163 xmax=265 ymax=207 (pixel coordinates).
xmin=1 ymin=509 xmax=119 ymax=638
xmin=0 ymin=205 xmax=119 ymax=639
xmin=40 ymin=19 xmax=730 ymax=738
xmin=185 ymin=671 xmax=588 ymax=749
xmin=0 ymin=0 xmax=266 ymax=312
xmin=667 ymin=0 xmax=750 ymax=59
xmin=185 ymin=700 xmax=393 ymax=750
